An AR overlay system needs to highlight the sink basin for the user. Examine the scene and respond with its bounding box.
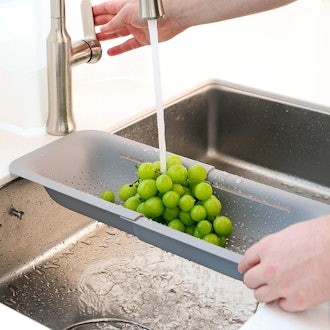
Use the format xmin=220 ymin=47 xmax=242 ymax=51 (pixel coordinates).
xmin=0 ymin=179 xmax=256 ymax=330
xmin=2 ymin=80 xmax=330 ymax=329
xmin=115 ymin=80 xmax=330 ymax=202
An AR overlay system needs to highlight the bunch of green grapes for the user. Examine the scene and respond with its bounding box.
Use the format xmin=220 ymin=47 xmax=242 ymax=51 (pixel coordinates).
xmin=100 ymin=154 xmax=232 ymax=248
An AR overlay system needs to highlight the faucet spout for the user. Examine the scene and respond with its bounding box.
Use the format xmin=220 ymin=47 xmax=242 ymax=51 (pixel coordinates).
xmin=46 ymin=0 xmax=102 ymax=136
xmin=139 ymin=0 xmax=164 ymax=20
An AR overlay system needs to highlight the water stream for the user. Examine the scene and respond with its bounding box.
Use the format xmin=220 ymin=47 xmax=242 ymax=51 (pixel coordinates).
xmin=147 ymin=19 xmax=167 ymax=173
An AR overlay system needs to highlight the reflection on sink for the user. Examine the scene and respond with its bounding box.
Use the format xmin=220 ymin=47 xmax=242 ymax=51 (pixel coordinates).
xmin=1 ymin=80 xmax=329 ymax=329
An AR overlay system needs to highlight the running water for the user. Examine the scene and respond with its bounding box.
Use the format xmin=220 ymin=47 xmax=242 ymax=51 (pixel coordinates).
xmin=147 ymin=19 xmax=167 ymax=173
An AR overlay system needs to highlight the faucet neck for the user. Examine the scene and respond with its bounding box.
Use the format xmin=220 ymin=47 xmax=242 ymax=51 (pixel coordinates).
xmin=46 ymin=0 xmax=102 ymax=135
xmin=139 ymin=0 xmax=165 ymax=20
xmin=50 ymin=0 xmax=65 ymax=19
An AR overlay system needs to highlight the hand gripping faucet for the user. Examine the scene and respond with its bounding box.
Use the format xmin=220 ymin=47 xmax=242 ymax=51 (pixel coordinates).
xmin=46 ymin=0 xmax=102 ymax=135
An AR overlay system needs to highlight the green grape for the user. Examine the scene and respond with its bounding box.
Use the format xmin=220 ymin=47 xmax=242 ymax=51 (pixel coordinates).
xmin=193 ymin=227 xmax=203 ymax=238
xmin=171 ymin=183 xmax=185 ymax=196
xmin=152 ymin=161 xmax=161 ymax=174
xmin=179 ymin=210 xmax=195 ymax=226
xmin=167 ymin=164 xmax=188 ymax=184
xmin=137 ymin=162 xmax=156 ymax=180
xmin=196 ymin=220 xmax=212 ymax=237
xmin=194 ymin=182 xmax=213 ymax=201
xmin=156 ymin=174 xmax=173 ymax=193
xmin=124 ymin=195 xmax=141 ymax=211
xmin=166 ymin=154 xmax=182 ymax=169
xmin=187 ymin=164 xmax=207 ymax=184
xmin=218 ymin=236 xmax=227 ymax=248
xmin=118 ymin=183 xmax=137 ymax=201
xmin=136 ymin=201 xmax=147 ymax=216
xmin=178 ymin=194 xmax=195 ymax=212
xmin=100 ymin=190 xmax=115 ymax=203
xmin=213 ymin=216 xmax=233 ymax=237
xmin=190 ymin=204 xmax=207 ymax=222
xmin=182 ymin=186 xmax=193 ymax=196
xmin=163 ymin=206 xmax=180 ymax=223
xmin=203 ymin=195 xmax=222 ymax=218
xmin=168 ymin=219 xmax=185 ymax=232
xmin=137 ymin=179 xmax=157 ymax=200
xmin=162 ymin=191 xmax=180 ymax=209
xmin=202 ymin=233 xmax=220 ymax=246
xmin=144 ymin=196 xmax=164 ymax=218
xmin=185 ymin=224 xmax=196 ymax=236
xmin=116 ymin=158 xmax=233 ymax=250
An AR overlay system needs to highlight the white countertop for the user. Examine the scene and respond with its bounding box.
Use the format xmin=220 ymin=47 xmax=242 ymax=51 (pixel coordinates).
xmin=241 ymin=301 xmax=330 ymax=330
xmin=1 ymin=0 xmax=330 ymax=328
xmin=0 ymin=303 xmax=50 ymax=329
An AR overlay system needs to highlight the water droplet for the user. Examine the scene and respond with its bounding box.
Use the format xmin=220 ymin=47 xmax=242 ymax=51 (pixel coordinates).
xmin=43 ymin=262 xmax=60 ymax=269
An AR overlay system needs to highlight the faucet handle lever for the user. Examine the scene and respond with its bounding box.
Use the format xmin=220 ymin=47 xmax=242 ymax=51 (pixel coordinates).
xmin=81 ymin=0 xmax=97 ymax=40
xmin=80 ymin=0 xmax=102 ymax=63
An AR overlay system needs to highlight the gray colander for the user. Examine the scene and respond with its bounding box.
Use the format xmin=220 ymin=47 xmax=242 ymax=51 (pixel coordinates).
xmin=10 ymin=130 xmax=330 ymax=280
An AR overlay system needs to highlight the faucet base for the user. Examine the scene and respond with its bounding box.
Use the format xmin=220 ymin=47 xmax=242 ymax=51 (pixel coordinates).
xmin=46 ymin=116 xmax=76 ymax=136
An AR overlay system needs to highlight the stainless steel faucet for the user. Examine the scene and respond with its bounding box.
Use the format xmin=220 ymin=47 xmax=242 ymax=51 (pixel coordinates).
xmin=46 ymin=0 xmax=102 ymax=136
xmin=139 ymin=0 xmax=164 ymax=19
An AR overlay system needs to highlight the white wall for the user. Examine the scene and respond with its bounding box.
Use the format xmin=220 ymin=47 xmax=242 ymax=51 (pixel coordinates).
xmin=0 ymin=0 xmax=328 ymax=132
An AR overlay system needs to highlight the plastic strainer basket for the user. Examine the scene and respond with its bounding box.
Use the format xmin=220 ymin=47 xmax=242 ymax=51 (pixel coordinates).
xmin=10 ymin=130 xmax=330 ymax=280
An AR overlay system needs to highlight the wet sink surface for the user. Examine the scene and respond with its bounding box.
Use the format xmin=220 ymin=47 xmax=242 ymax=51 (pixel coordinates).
xmin=0 ymin=181 xmax=255 ymax=330
xmin=1 ymin=80 xmax=329 ymax=329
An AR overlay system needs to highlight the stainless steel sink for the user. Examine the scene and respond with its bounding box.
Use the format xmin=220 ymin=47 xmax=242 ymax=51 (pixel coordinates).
xmin=115 ymin=80 xmax=330 ymax=203
xmin=1 ymin=80 xmax=329 ymax=329
xmin=0 ymin=179 xmax=256 ymax=330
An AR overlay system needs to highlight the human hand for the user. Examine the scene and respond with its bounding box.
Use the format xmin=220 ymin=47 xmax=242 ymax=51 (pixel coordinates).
xmin=238 ymin=215 xmax=330 ymax=312
xmin=93 ymin=0 xmax=297 ymax=56
xmin=93 ymin=0 xmax=186 ymax=56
